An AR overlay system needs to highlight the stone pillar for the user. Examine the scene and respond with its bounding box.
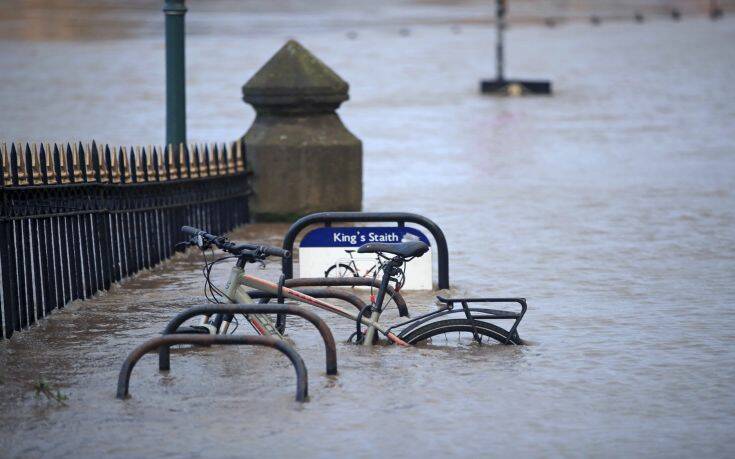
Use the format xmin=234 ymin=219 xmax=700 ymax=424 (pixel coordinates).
xmin=241 ymin=40 xmax=362 ymax=222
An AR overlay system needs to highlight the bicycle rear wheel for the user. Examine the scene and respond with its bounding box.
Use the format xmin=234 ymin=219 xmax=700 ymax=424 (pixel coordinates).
xmin=325 ymin=263 xmax=357 ymax=278
xmin=400 ymin=319 xmax=522 ymax=345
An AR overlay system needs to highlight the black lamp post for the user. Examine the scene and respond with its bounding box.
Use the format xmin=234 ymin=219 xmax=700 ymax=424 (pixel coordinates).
xmin=163 ymin=0 xmax=187 ymax=146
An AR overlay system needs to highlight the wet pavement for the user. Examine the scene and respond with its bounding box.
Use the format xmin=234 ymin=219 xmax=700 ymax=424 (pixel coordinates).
xmin=2 ymin=1 xmax=735 ymax=458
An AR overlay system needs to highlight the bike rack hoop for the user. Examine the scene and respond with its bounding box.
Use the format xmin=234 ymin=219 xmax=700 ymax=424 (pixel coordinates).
xmin=246 ymin=287 xmax=369 ymax=311
xmin=117 ymin=334 xmax=308 ymax=402
xmin=282 ymin=277 xmax=409 ymax=317
xmin=281 ymin=212 xmax=450 ymax=289
xmin=159 ymin=304 xmax=337 ymax=375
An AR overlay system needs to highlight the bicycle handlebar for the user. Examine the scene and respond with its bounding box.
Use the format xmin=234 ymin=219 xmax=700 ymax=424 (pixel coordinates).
xmin=181 ymin=226 xmax=290 ymax=259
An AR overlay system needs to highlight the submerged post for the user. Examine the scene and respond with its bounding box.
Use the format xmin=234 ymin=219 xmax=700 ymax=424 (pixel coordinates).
xmin=163 ymin=0 xmax=187 ymax=146
xmin=495 ymin=0 xmax=505 ymax=82
xmin=480 ymin=0 xmax=552 ymax=95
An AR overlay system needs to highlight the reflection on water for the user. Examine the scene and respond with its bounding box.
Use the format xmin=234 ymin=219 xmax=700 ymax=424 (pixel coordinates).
xmin=1 ymin=1 xmax=735 ymax=458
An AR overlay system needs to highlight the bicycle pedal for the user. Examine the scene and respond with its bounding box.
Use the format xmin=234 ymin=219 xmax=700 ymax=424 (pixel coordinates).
xmin=190 ymin=324 xmax=218 ymax=335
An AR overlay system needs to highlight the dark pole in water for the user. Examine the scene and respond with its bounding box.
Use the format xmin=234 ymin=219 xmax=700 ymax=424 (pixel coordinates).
xmin=495 ymin=0 xmax=506 ymax=82
xmin=480 ymin=0 xmax=551 ymax=95
xmin=163 ymin=0 xmax=187 ymax=146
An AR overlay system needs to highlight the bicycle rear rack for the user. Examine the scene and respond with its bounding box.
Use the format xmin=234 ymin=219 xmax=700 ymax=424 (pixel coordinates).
xmin=395 ymin=296 xmax=527 ymax=344
xmin=159 ymin=304 xmax=337 ymax=375
xmin=117 ymin=334 xmax=308 ymax=402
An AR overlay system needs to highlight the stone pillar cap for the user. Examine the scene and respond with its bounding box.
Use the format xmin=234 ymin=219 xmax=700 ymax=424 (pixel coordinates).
xmin=242 ymin=40 xmax=349 ymax=110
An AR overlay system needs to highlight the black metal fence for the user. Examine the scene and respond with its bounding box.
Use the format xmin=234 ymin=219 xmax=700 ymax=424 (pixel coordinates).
xmin=0 ymin=141 xmax=250 ymax=339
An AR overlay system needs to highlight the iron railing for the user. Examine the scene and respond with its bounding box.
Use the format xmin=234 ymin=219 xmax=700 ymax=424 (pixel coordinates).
xmin=0 ymin=141 xmax=250 ymax=339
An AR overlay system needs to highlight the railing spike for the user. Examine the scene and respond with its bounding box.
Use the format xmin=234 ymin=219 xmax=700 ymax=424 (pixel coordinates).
xmin=222 ymin=143 xmax=230 ymax=175
xmin=203 ymin=144 xmax=211 ymax=177
xmin=181 ymin=143 xmax=190 ymax=179
xmin=9 ymin=143 xmax=19 ymax=186
xmin=65 ymin=143 xmax=75 ymax=184
xmin=91 ymin=141 xmax=101 ymax=183
xmin=148 ymin=145 xmax=154 ymax=179
xmin=168 ymin=144 xmax=174 ymax=179
xmin=104 ymin=144 xmax=113 ymax=183
xmin=52 ymin=143 xmax=62 ymax=184
xmin=129 ymin=146 xmax=138 ymax=183
xmin=140 ymin=146 xmax=148 ymax=182
xmin=84 ymin=142 xmax=94 ymax=182
xmin=192 ymin=144 xmax=201 ymax=178
xmin=77 ymin=142 xmax=88 ymax=183
xmin=152 ymin=146 xmax=160 ymax=181
xmin=0 ymin=143 xmax=7 ymax=187
xmin=40 ymin=144 xmax=47 ymax=182
xmin=33 ymin=143 xmax=41 ymax=183
xmin=21 ymin=143 xmax=32 ymax=185
xmin=43 ymin=142 xmax=52 ymax=183
xmin=118 ymin=146 xmax=127 ymax=184
xmin=38 ymin=143 xmax=49 ymax=185
xmin=213 ymin=143 xmax=220 ymax=175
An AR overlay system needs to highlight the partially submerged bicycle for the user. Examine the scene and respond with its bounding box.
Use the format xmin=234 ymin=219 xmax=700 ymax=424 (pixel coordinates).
xmin=180 ymin=226 xmax=527 ymax=346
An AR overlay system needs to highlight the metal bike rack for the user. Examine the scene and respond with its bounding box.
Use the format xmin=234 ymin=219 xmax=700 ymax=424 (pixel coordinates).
xmin=281 ymin=277 xmax=409 ymax=317
xmin=247 ymin=287 xmax=368 ymax=311
xmin=159 ymin=304 xmax=337 ymax=375
xmin=117 ymin=334 xmax=308 ymax=402
xmin=281 ymin=212 xmax=450 ymax=289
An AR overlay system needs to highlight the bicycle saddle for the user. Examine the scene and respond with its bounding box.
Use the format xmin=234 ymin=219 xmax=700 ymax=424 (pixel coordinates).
xmin=357 ymin=241 xmax=429 ymax=259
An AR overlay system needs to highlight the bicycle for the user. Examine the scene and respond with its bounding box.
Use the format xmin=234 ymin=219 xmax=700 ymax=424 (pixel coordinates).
xmin=179 ymin=226 xmax=527 ymax=346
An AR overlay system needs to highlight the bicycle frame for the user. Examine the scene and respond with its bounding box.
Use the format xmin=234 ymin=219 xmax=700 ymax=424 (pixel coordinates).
xmin=202 ymin=259 xmax=408 ymax=346
xmin=242 ymin=274 xmax=408 ymax=346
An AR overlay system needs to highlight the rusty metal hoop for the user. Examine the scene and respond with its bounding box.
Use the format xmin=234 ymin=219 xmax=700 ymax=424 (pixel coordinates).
xmin=159 ymin=304 xmax=337 ymax=375
xmin=283 ymin=277 xmax=409 ymax=317
xmin=246 ymin=287 xmax=368 ymax=311
xmin=117 ymin=334 xmax=308 ymax=402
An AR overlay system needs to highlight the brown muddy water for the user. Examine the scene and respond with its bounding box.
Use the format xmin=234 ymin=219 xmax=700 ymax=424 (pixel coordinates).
xmin=1 ymin=1 xmax=735 ymax=458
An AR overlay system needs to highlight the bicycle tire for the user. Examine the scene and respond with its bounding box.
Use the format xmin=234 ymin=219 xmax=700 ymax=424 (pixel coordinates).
xmin=324 ymin=263 xmax=358 ymax=278
xmin=171 ymin=325 xmax=213 ymax=335
xmin=400 ymin=319 xmax=523 ymax=345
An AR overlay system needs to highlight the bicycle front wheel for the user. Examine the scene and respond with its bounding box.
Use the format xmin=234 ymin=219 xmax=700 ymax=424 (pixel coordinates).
xmin=400 ymin=319 xmax=522 ymax=345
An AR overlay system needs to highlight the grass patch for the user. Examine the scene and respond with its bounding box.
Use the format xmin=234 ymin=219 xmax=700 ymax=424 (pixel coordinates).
xmin=33 ymin=378 xmax=68 ymax=406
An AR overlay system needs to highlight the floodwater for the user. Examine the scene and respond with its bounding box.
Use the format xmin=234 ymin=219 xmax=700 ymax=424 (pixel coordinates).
xmin=2 ymin=1 xmax=735 ymax=458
